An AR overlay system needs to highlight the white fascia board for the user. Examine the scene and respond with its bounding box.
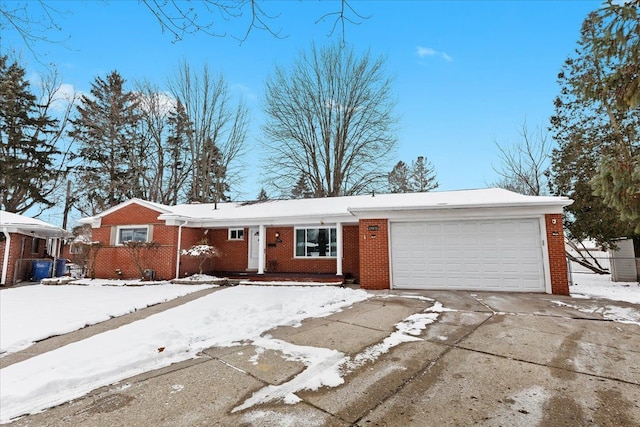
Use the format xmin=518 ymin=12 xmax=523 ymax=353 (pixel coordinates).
xmin=78 ymin=199 xmax=171 ymax=228
xmin=168 ymin=214 xmax=358 ymax=229
xmin=353 ymin=204 xmax=568 ymax=221
xmin=12 ymin=226 xmax=71 ymax=238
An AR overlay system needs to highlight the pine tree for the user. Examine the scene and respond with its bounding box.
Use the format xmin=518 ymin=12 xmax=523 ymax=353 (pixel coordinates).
xmin=69 ymin=71 xmax=142 ymax=215
xmin=0 ymin=55 xmax=61 ymax=213
xmin=410 ymin=156 xmax=438 ymax=192
xmin=388 ymin=156 xmax=438 ymax=193
xmin=163 ymin=99 xmax=192 ymax=204
xmin=291 ymin=174 xmax=313 ymax=199
xmin=388 ymin=161 xmax=411 ymax=193
xmin=550 ymin=6 xmax=640 ymax=239
xmin=257 ymin=188 xmax=269 ymax=201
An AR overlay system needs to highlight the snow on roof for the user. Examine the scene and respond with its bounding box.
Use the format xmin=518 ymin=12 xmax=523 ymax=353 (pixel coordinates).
xmin=155 ymin=188 xmax=572 ymax=226
xmin=0 ymin=211 xmax=70 ymax=238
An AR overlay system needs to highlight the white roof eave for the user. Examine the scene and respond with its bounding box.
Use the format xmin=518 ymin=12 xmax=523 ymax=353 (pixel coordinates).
xmin=348 ymin=199 xmax=574 ymax=215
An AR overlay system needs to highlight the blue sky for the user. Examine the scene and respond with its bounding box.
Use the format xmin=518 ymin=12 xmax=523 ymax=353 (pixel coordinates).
xmin=3 ymin=0 xmax=601 ymax=225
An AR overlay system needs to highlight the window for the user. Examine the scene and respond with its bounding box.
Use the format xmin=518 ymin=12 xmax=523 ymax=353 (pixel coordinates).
xmin=116 ymin=226 xmax=149 ymax=245
xmin=229 ymin=228 xmax=245 ymax=240
xmin=295 ymin=227 xmax=337 ymax=258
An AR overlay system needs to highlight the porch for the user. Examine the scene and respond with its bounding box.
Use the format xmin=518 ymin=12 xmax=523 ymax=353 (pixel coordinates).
xmin=212 ymin=271 xmax=347 ymax=285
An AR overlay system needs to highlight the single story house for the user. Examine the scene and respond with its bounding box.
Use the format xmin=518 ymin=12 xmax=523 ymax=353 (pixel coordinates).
xmin=79 ymin=188 xmax=573 ymax=295
xmin=1 ymin=210 xmax=71 ymax=286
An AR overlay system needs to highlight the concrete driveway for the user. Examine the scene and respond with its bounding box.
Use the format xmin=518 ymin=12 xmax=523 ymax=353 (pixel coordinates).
xmin=4 ymin=288 xmax=640 ymax=426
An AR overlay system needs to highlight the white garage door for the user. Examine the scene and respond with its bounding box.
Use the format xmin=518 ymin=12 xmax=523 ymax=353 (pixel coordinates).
xmin=390 ymin=219 xmax=545 ymax=292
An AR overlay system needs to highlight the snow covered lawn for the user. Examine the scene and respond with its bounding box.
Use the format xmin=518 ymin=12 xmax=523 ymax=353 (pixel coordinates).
xmin=0 ymin=285 xmax=371 ymax=423
xmin=0 ymin=280 xmax=214 ymax=355
xmin=2 ymin=274 xmax=638 ymax=423
xmin=570 ymin=272 xmax=640 ymax=304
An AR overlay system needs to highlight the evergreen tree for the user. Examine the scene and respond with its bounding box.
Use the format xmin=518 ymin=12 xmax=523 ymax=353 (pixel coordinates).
xmin=257 ymin=188 xmax=269 ymax=201
xmin=550 ymin=13 xmax=639 ymax=243
xmin=163 ymin=99 xmax=192 ymax=204
xmin=0 ymin=55 xmax=61 ymax=213
xmin=69 ymin=71 xmax=142 ymax=215
xmin=388 ymin=156 xmax=438 ymax=193
xmin=388 ymin=161 xmax=411 ymax=193
xmin=291 ymin=174 xmax=313 ymax=199
xmin=410 ymin=156 xmax=439 ymax=192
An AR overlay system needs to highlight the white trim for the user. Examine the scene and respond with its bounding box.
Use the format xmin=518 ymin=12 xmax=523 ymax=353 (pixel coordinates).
xmin=1 ymin=229 xmax=10 ymax=285
xmin=539 ymin=216 xmax=553 ymax=294
xmin=115 ymin=225 xmax=150 ymax=246
xmin=293 ymin=225 xmax=338 ymax=259
xmin=78 ymin=198 xmax=171 ymax=228
xmin=228 ymin=228 xmax=245 ymax=240
xmin=258 ymin=225 xmax=266 ymax=274
xmin=355 ymin=205 xmax=565 ymax=221
xmin=336 ymin=222 xmax=343 ymax=276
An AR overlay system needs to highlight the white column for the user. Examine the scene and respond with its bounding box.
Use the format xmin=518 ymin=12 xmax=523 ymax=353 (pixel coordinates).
xmin=258 ymin=224 xmax=266 ymax=274
xmin=1 ymin=229 xmax=11 ymax=285
xmin=336 ymin=222 xmax=343 ymax=276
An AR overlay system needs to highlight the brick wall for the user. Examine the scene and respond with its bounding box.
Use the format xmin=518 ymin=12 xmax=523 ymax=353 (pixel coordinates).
xmin=358 ymin=219 xmax=390 ymax=290
xmin=1 ymin=233 xmax=49 ymax=286
xmin=91 ymin=203 xmax=178 ymax=280
xmin=545 ymin=214 xmax=569 ymax=295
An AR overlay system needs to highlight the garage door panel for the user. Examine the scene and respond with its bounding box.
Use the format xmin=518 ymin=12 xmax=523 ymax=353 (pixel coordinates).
xmin=391 ymin=218 xmax=545 ymax=292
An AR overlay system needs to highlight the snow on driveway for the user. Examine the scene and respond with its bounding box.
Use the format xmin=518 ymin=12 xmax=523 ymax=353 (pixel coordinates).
xmin=0 ymin=281 xmax=214 ymax=355
xmin=0 ymin=285 xmax=370 ymax=423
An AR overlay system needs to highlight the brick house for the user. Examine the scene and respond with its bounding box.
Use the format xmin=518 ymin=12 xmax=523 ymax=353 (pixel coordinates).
xmin=1 ymin=211 xmax=71 ymax=286
xmin=79 ymin=188 xmax=573 ymax=295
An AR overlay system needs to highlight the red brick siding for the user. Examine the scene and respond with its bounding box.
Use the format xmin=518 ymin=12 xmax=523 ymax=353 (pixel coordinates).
xmin=358 ymin=219 xmax=390 ymax=290
xmin=545 ymin=214 xmax=569 ymax=295
xmin=196 ymin=228 xmax=249 ymax=273
xmin=91 ymin=203 xmax=178 ymax=280
xmin=342 ymin=226 xmax=360 ymax=281
xmin=1 ymin=233 xmax=49 ymax=286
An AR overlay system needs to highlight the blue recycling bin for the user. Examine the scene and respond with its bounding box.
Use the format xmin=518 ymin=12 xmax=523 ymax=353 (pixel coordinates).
xmin=32 ymin=260 xmax=53 ymax=281
xmin=55 ymin=258 xmax=67 ymax=277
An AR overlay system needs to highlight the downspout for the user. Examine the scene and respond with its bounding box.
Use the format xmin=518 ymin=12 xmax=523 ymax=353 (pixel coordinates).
xmin=1 ymin=228 xmax=10 ymax=286
xmin=175 ymin=221 xmax=188 ymax=279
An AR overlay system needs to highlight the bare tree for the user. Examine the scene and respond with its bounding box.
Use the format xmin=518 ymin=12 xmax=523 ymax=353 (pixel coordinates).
xmin=2 ymin=1 xmax=367 ymax=61
xmin=0 ymin=1 xmax=69 ymax=60
xmin=491 ymin=121 xmax=552 ymax=196
xmin=135 ymin=81 xmax=192 ymax=204
xmin=262 ymin=42 xmax=398 ymax=197
xmin=141 ymin=0 xmax=368 ymax=43
xmin=168 ymin=62 xmax=248 ymax=203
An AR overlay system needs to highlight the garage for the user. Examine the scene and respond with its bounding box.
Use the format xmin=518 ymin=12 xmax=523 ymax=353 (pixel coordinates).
xmin=390 ymin=218 xmax=545 ymax=292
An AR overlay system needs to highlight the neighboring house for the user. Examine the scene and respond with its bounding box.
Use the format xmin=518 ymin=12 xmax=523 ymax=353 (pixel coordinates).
xmin=1 ymin=211 xmax=71 ymax=286
xmin=79 ymin=188 xmax=573 ymax=295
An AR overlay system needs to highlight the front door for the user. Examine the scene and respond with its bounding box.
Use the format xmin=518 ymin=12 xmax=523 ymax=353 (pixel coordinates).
xmin=248 ymin=228 xmax=259 ymax=270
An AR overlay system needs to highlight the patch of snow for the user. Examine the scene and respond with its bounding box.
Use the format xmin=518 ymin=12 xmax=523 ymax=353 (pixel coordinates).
xmin=0 ymin=286 xmax=370 ymax=423
xmin=570 ymin=272 xmax=639 ymax=304
xmin=490 ymin=386 xmax=548 ymax=425
xmin=551 ymin=299 xmax=640 ymax=326
xmin=0 ymin=283 xmax=213 ymax=355
xmin=240 ymin=409 xmax=327 ymax=427
xmin=233 ymin=301 xmax=444 ymax=413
